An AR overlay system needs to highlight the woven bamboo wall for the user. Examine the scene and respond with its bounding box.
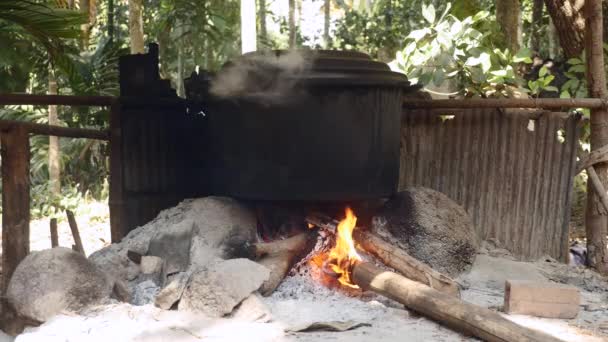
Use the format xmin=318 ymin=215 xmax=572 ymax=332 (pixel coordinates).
xmin=399 ymin=108 xmax=580 ymax=261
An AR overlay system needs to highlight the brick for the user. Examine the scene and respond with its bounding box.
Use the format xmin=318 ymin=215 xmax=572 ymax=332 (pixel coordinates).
xmin=504 ymin=280 xmax=580 ymax=319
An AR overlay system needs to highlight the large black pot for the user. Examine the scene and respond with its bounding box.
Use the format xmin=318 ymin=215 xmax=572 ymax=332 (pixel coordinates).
xmin=186 ymin=50 xmax=416 ymax=201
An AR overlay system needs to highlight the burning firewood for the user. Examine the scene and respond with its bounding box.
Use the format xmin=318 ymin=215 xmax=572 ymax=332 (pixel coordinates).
xmin=234 ymin=232 xmax=313 ymax=296
xmin=309 ymin=208 xmax=564 ymax=342
xmin=305 ymin=212 xmax=460 ymax=296
xmin=352 ymin=262 xmax=564 ymax=342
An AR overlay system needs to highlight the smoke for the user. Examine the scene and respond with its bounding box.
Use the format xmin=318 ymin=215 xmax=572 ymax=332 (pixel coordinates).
xmin=209 ymin=50 xmax=314 ymax=102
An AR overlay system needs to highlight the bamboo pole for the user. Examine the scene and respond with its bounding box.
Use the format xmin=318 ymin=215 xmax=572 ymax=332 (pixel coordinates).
xmin=352 ymin=262 xmax=564 ymax=342
xmin=403 ymin=98 xmax=607 ymax=109
xmin=0 ymin=94 xmax=114 ymax=106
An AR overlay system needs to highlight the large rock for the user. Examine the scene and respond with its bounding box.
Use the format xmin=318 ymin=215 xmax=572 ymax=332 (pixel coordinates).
xmin=147 ymin=219 xmax=194 ymax=274
xmin=7 ymin=248 xmax=113 ymax=322
xmin=88 ymin=196 xmax=258 ymax=306
xmin=373 ymin=187 xmax=479 ymax=276
xmin=179 ymin=259 xmax=270 ymax=317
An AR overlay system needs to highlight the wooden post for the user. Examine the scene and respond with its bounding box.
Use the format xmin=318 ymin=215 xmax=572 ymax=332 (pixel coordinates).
xmin=1 ymin=126 xmax=30 ymax=293
xmin=109 ymin=101 xmax=126 ymax=242
xmin=66 ymin=210 xmax=85 ymax=255
xmin=585 ymin=0 xmax=608 ymax=275
xmin=50 ymin=218 xmax=59 ymax=247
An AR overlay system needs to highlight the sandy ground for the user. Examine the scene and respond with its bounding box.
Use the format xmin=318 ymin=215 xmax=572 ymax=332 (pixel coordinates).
xmin=7 ymin=247 xmax=608 ymax=342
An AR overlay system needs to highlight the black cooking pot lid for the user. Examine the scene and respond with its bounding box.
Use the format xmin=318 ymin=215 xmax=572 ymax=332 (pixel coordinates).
xmin=221 ymin=49 xmax=412 ymax=88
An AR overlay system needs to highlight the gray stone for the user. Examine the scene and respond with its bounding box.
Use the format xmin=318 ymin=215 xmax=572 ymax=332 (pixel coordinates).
xmin=139 ymin=256 xmax=166 ymax=286
xmin=154 ymin=272 xmax=190 ymax=310
xmin=147 ymin=220 xmax=194 ymax=274
xmin=7 ymin=248 xmax=113 ymax=322
xmin=373 ymin=187 xmax=480 ymax=277
xmin=179 ymin=259 xmax=270 ymax=317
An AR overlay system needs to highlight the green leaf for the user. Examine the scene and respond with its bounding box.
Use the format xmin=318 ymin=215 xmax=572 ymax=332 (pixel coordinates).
xmin=569 ymin=64 xmax=585 ymax=73
xmin=513 ymin=48 xmax=532 ymax=63
xmin=543 ymin=75 xmax=555 ymax=86
xmin=407 ymin=28 xmax=431 ymax=40
xmin=433 ymin=69 xmax=446 ymax=86
xmin=567 ymin=58 xmax=583 ymax=65
xmin=544 ymin=86 xmax=558 ymax=92
xmin=472 ymin=10 xmax=490 ymax=22
xmin=539 ymin=66 xmax=548 ymax=77
xmin=422 ymin=4 xmax=436 ymax=24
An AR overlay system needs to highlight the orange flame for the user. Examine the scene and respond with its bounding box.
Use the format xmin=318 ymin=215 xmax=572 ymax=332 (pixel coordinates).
xmin=326 ymin=207 xmax=362 ymax=288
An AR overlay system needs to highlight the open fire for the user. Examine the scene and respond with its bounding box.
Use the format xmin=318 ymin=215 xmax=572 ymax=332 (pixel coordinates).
xmin=308 ymin=207 xmax=362 ymax=289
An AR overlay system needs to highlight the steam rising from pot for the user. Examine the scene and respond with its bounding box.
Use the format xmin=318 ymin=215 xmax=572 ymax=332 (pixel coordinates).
xmin=209 ymin=50 xmax=314 ymax=102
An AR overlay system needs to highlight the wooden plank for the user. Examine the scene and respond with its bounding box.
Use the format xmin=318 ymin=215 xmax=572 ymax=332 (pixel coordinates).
xmin=403 ymin=98 xmax=608 ymax=110
xmin=0 ymin=120 xmax=109 ymax=140
xmin=576 ymin=144 xmax=608 ymax=174
xmin=1 ymin=126 xmax=30 ymax=293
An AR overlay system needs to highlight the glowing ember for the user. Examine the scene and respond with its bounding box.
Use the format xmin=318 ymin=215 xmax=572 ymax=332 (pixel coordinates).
xmin=325 ymin=207 xmax=362 ymax=288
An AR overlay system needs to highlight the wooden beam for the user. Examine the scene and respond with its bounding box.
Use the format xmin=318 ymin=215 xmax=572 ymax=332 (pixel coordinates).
xmin=403 ymin=98 xmax=608 ymax=110
xmin=576 ymin=145 xmax=608 ymax=174
xmin=353 ymin=262 xmax=564 ymax=342
xmin=1 ymin=126 xmax=30 ymax=293
xmin=0 ymin=120 xmax=109 ymax=140
xmin=0 ymin=94 xmax=114 ymax=106
xmin=584 ymin=0 xmax=608 ymax=275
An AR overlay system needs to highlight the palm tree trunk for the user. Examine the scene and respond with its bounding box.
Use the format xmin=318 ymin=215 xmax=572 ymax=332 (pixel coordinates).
xmin=48 ymin=72 xmax=60 ymax=196
xmin=323 ymin=0 xmax=330 ymax=48
xmin=259 ymin=0 xmax=267 ymax=45
xmin=289 ymin=0 xmax=296 ymax=48
xmin=128 ymin=0 xmax=144 ymax=54
xmin=585 ymin=0 xmax=608 ymax=276
xmin=530 ymin=0 xmax=544 ymax=53
xmin=496 ymin=0 xmax=521 ymax=52
xmin=108 ymin=0 xmax=114 ymax=44
xmin=543 ymin=0 xmax=585 ymax=58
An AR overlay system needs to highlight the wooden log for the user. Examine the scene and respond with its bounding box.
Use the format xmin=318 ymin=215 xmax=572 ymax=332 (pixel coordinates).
xmin=249 ymin=232 xmax=309 ymax=259
xmin=576 ymin=145 xmax=608 ymax=174
xmin=305 ymin=213 xmax=459 ymax=296
xmin=247 ymin=232 xmax=311 ymax=296
xmin=585 ymin=0 xmax=608 ymax=275
xmin=354 ymin=230 xmax=460 ymax=297
xmin=66 ymin=210 xmax=85 ymax=255
xmin=0 ymin=120 xmax=109 ymax=140
xmin=352 ymin=262 xmax=564 ymax=342
xmin=50 ymin=218 xmax=59 ymax=248
xmin=1 ymin=126 xmax=30 ymax=293
xmin=403 ymin=98 xmax=608 ymax=110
